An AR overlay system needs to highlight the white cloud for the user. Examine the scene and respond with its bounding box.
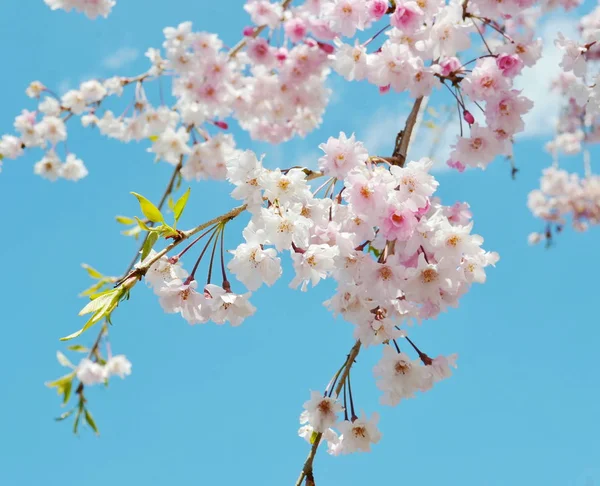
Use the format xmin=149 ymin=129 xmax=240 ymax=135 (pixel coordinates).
xmin=517 ymin=16 xmax=579 ymax=139
xmin=361 ymin=100 xmax=457 ymax=172
xmin=102 ymin=47 xmax=140 ymax=70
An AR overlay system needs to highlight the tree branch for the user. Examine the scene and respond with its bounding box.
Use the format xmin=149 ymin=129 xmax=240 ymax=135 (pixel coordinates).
xmin=392 ymin=96 xmax=428 ymax=166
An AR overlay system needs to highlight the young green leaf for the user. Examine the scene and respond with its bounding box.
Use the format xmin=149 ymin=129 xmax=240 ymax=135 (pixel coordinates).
xmin=73 ymin=409 xmax=81 ymax=434
xmin=78 ymin=291 xmax=117 ymax=316
xmin=45 ymin=373 xmax=75 ymax=392
xmin=116 ymin=215 xmax=136 ymax=225
xmin=62 ymin=379 xmax=72 ymax=405
xmin=131 ymin=192 xmax=164 ymax=223
xmin=81 ymin=264 xmax=103 ymax=279
xmin=134 ymin=217 xmax=152 ymax=232
xmin=173 ymin=187 xmax=191 ymax=222
xmin=67 ymin=344 xmax=89 ymax=353
xmin=84 ymin=409 xmax=99 ymax=435
xmin=56 ymin=351 xmax=74 ymax=368
xmin=141 ymin=231 xmax=159 ymax=262
xmin=167 ymin=196 xmax=175 ymax=212
xmin=55 ymin=409 xmax=74 ymax=422
xmin=79 ymin=280 xmax=107 ymax=298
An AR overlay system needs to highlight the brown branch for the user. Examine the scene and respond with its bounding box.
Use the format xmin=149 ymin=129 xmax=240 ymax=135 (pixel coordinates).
xmin=294 ymin=340 xmax=362 ymax=486
xmin=392 ymin=96 xmax=426 ymax=166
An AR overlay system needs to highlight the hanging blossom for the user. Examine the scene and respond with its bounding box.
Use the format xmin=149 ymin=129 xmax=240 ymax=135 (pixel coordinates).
xmin=7 ymin=0 xmax=573 ymax=181
xmin=44 ymin=0 xmax=116 ymax=18
xmin=528 ymin=2 xmax=600 ymax=244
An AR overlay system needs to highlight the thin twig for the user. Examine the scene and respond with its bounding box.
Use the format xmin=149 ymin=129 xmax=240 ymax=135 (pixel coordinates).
xmin=294 ymin=340 xmax=361 ymax=486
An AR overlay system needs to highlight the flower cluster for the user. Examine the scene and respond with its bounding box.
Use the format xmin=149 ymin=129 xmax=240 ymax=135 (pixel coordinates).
xmin=528 ymin=167 xmax=600 ymax=244
xmin=138 ymin=250 xmax=257 ymax=327
xmin=43 ymin=0 xmax=116 ymax=19
xmin=528 ymin=3 xmax=600 ymax=242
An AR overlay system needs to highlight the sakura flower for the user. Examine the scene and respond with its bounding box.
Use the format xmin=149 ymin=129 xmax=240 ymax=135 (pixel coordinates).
xmin=106 ymin=355 xmax=132 ymax=379
xmin=60 ymin=153 xmax=88 ymax=181
xmin=373 ymin=346 xmax=432 ymax=406
xmin=157 ymin=278 xmax=207 ymax=324
xmin=290 ymin=244 xmax=340 ymax=291
xmin=331 ymin=40 xmax=368 ymax=81
xmin=335 ymin=412 xmax=382 ymax=454
xmin=259 ymin=206 xmax=312 ymax=250
xmin=318 ymin=132 xmax=368 ymax=178
xmin=37 ymin=116 xmax=67 ymax=145
xmin=300 ymin=391 xmax=344 ymax=433
xmin=260 ymin=168 xmax=311 ymax=206
xmin=390 ymin=2 xmax=423 ymax=33
xmin=244 ymin=0 xmax=283 ymax=28
xmin=150 ymin=127 xmax=191 ymax=165
xmin=137 ymin=249 xmax=189 ymax=291
xmin=228 ymin=225 xmax=282 ymax=290
xmin=322 ymin=0 xmax=369 ymax=37
xmin=76 ymin=359 xmax=107 ymax=386
xmin=204 ymin=284 xmax=256 ymax=326
xmin=380 ymin=206 xmax=418 ymax=242
xmin=34 ymin=151 xmax=62 ymax=181
xmin=451 ymin=124 xmax=505 ymax=169
xmin=0 ymin=135 xmax=24 ymax=160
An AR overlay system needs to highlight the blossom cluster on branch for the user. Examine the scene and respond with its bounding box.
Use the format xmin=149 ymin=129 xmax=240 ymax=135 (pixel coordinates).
xmin=1 ymin=0 xmax=595 ymax=481
xmin=527 ymin=4 xmax=600 ymax=245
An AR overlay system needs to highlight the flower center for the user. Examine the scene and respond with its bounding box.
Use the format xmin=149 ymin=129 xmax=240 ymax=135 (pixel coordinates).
xmin=421 ymin=268 xmax=438 ymax=283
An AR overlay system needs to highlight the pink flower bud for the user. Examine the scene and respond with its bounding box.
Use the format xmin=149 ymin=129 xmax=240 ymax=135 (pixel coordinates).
xmin=447 ymin=159 xmax=466 ymax=172
xmin=284 ymin=18 xmax=307 ymax=43
xmin=379 ymin=84 xmax=391 ymax=94
xmin=242 ymin=26 xmax=255 ymax=37
xmin=275 ymin=48 xmax=288 ymax=62
xmin=496 ymin=53 xmax=523 ymax=77
xmin=317 ymin=42 xmax=334 ymax=54
xmin=213 ymin=120 xmax=229 ymax=130
xmin=463 ymin=110 xmax=475 ymax=125
xmin=367 ymin=0 xmax=388 ymax=20
xmin=440 ymin=57 xmax=461 ymax=77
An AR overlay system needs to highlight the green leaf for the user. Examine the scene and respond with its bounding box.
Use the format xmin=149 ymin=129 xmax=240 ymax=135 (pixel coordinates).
xmin=158 ymin=223 xmax=177 ymax=238
xmin=141 ymin=231 xmax=159 ymax=262
xmin=73 ymin=409 xmax=81 ymax=434
xmin=116 ymin=215 xmax=136 ymax=225
xmin=62 ymin=379 xmax=72 ymax=405
xmin=84 ymin=409 xmax=99 ymax=435
xmin=55 ymin=409 xmax=74 ymax=422
xmin=62 ymin=290 xmax=120 ymax=341
xmin=79 ymin=280 xmax=107 ymax=298
xmin=67 ymin=344 xmax=88 ymax=353
xmin=56 ymin=351 xmax=74 ymax=368
xmin=149 ymin=135 xmax=159 ymax=142
xmin=131 ymin=192 xmax=164 ymax=223
xmin=0 ymin=154 xmax=4 ymax=161
xmin=167 ymin=196 xmax=175 ymax=212
xmin=46 ymin=373 xmax=75 ymax=392
xmin=122 ymin=224 xmax=142 ymax=236
xmin=135 ymin=217 xmax=152 ymax=232
xmin=78 ymin=291 xmax=117 ymax=316
xmin=173 ymin=187 xmax=191 ymax=222
xmin=81 ymin=264 xmax=103 ymax=279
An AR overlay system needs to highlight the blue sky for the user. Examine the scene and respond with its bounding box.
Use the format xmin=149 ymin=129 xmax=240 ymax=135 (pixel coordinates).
xmin=1 ymin=2 xmax=600 ymax=486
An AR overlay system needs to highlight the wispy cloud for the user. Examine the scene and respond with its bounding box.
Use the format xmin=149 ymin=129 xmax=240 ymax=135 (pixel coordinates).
xmin=102 ymin=47 xmax=140 ymax=70
xmin=361 ymin=101 xmax=457 ymax=172
xmin=517 ymin=16 xmax=579 ymax=139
